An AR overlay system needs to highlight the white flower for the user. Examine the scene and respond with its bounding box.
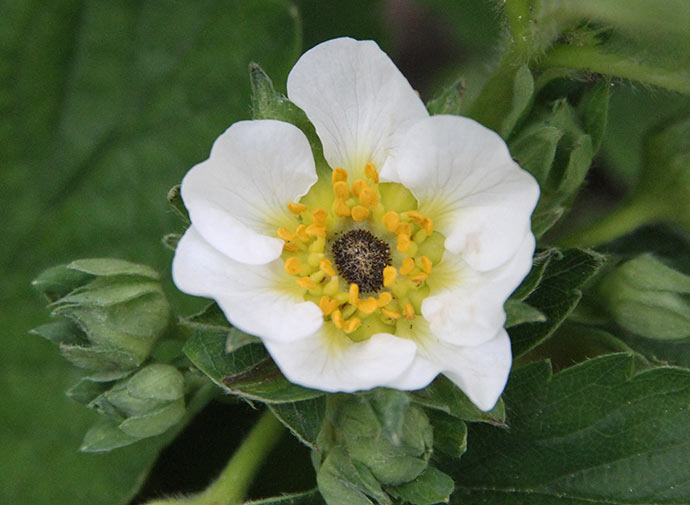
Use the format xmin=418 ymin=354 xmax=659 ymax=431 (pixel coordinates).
xmin=172 ymin=38 xmax=539 ymax=411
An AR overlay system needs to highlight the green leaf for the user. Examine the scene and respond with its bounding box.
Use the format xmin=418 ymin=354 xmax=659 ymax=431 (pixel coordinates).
xmin=426 ymin=78 xmax=465 ymax=116
xmin=504 ymin=300 xmax=546 ymax=327
xmin=269 ymin=396 xmax=327 ymax=450
xmin=578 ymin=79 xmax=611 ymax=153
xmin=410 ymin=376 xmax=506 ymax=425
xmin=388 ymin=467 xmax=455 ymax=505
xmin=510 ymin=125 xmax=563 ymax=186
xmin=183 ymin=329 xmax=323 ymax=403
xmin=510 ymin=248 xmax=606 ymax=357
xmin=511 ymin=248 xmax=557 ymax=301
xmin=243 ymin=490 xmax=325 ymax=505
xmin=450 ymin=354 xmax=690 ymax=504
xmin=316 ymin=447 xmax=377 ymax=505
xmin=426 ymin=410 xmax=467 ymax=459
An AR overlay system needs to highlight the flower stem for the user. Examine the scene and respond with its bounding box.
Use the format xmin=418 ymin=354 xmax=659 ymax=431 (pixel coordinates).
xmin=559 ymin=195 xmax=662 ymax=248
xmin=146 ymin=409 xmax=284 ymax=505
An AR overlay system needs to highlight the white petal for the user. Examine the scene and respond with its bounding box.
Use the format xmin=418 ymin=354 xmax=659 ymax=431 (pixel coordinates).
xmin=264 ymin=325 xmax=417 ymax=393
xmin=181 ymin=120 xmax=317 ymax=265
xmin=172 ymin=227 xmax=323 ymax=342
xmin=287 ymin=37 xmax=428 ymax=179
xmin=423 ymin=234 xmax=536 ymax=347
xmin=437 ymin=330 xmax=512 ymax=412
xmin=386 ymin=115 xmax=540 ymax=271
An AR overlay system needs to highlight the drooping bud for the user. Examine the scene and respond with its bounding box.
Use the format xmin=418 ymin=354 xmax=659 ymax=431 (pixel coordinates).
xmin=599 ymin=254 xmax=690 ymax=340
xmin=32 ymin=258 xmax=170 ymax=373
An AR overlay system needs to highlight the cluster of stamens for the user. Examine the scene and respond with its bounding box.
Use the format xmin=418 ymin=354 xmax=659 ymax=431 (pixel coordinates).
xmin=278 ymin=162 xmax=440 ymax=341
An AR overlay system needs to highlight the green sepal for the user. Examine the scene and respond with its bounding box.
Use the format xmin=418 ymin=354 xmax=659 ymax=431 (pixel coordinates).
xmin=387 ymin=467 xmax=455 ymax=505
xmin=426 ymin=410 xmax=467 ymax=459
xmin=30 ymin=319 xmax=86 ymax=346
xmin=31 ymin=264 xmax=93 ymax=303
xmin=59 ymin=344 xmax=139 ymax=372
xmin=66 ymin=378 xmax=113 ymax=406
xmin=505 ymin=299 xmax=546 ymax=327
xmin=126 ymin=363 xmax=185 ymax=401
xmin=80 ymin=417 xmax=139 ymax=453
xmin=316 ymin=447 xmax=378 ymax=505
xmin=426 ymin=78 xmax=465 ymax=116
xmin=167 ymin=184 xmax=190 ymax=224
xmin=118 ymin=398 xmax=185 ymax=438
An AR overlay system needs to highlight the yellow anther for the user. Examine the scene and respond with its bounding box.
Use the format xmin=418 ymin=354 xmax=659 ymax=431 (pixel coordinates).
xmin=284 ymin=257 xmax=302 ymax=275
xmin=312 ymin=208 xmax=328 ymax=225
xmin=396 ymin=222 xmax=412 ymax=236
xmin=306 ymin=223 xmax=326 ymax=238
xmin=334 ymin=199 xmax=351 ymax=217
xmin=351 ymin=205 xmax=370 ymax=222
xmin=287 ymin=202 xmax=307 ymax=215
xmin=352 ymin=179 xmax=368 ymax=198
xmin=319 ymin=258 xmax=336 ymax=277
xmin=319 ymin=295 xmax=338 ymax=316
xmin=365 ymin=162 xmax=379 ymax=183
xmin=348 ymin=283 xmax=359 ymax=305
xmin=407 ymin=210 xmax=426 ymax=225
xmin=332 ymin=167 xmax=348 ymax=184
xmin=382 ymin=211 xmax=400 ymax=233
xmin=383 ymin=266 xmax=397 ymax=287
xmin=277 ymin=227 xmax=297 ymax=241
xmin=357 ymin=297 xmax=378 ymax=314
xmin=283 ymin=241 xmax=299 ymax=252
xmin=400 ymin=257 xmax=415 ymax=276
xmin=297 ymin=277 xmax=317 ymax=289
xmin=420 ymin=256 xmax=433 ymax=274
xmin=343 ymin=317 xmax=361 ymax=334
xmin=397 ymin=233 xmax=411 ymax=252
xmin=359 ymin=187 xmax=379 ymax=208
xmin=381 ymin=308 xmax=401 ymax=319
xmin=377 ymin=291 xmax=393 ymax=307
xmin=411 ymin=273 xmax=428 ymax=283
xmin=310 ymin=236 xmax=326 ymax=252
xmin=423 ymin=218 xmax=434 ymax=235
xmin=332 ymin=310 xmax=344 ymax=328
xmin=403 ymin=303 xmax=415 ymax=320
xmin=333 ymin=181 xmax=350 ymax=200
xmin=296 ymin=224 xmax=309 ymax=242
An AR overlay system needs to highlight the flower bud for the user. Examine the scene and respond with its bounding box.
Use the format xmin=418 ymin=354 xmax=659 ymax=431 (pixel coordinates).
xmin=599 ymin=254 xmax=690 ymax=340
xmin=32 ymin=258 xmax=170 ymax=372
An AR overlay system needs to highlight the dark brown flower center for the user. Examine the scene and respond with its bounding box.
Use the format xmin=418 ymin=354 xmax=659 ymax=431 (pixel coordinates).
xmin=331 ymin=229 xmax=391 ymax=293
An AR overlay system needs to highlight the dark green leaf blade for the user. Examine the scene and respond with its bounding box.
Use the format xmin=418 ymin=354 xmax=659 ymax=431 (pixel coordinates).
xmin=450 ymin=354 xmax=690 ymax=504
xmin=269 ymin=397 xmax=327 ymax=450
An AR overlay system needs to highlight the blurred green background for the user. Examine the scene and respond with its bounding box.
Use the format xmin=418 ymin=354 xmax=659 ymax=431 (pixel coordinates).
xmin=2 ymin=1 xmax=688 ymax=504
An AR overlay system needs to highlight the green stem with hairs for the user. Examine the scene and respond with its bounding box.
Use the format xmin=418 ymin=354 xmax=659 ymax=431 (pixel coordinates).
xmin=146 ymin=409 xmax=284 ymax=505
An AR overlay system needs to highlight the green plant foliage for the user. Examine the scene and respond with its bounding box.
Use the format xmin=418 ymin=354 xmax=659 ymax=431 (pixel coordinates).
xmin=510 ymin=248 xmax=606 ymax=357
xmin=449 ymin=353 xmax=690 ymax=504
xmin=269 ymin=397 xmax=327 ymax=450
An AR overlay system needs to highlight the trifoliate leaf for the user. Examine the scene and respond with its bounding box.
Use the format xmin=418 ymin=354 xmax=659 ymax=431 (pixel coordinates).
xmin=450 ymin=354 xmax=690 ymax=505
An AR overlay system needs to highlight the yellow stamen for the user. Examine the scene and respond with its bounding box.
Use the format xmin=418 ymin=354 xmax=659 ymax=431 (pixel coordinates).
xmin=308 ymin=252 xmax=323 ymax=267
xmin=359 ymin=187 xmax=378 ymax=208
xmin=383 ymin=266 xmax=397 ymax=287
xmin=400 ymin=257 xmax=415 ymax=276
xmin=312 ymin=208 xmax=328 ymax=225
xmin=348 ymin=283 xmax=359 ymax=305
xmin=397 ymin=233 xmax=411 ymax=252
xmin=396 ymin=222 xmax=412 ymax=236
xmin=382 ymin=211 xmax=400 ymax=233
xmin=295 ymin=224 xmax=309 ymax=242
xmin=306 ymin=223 xmax=326 ymax=238
xmin=287 ymin=202 xmax=307 ymax=215
xmin=332 ymin=167 xmax=348 ymax=184
xmin=332 ymin=310 xmax=344 ymax=328
xmin=284 ymin=257 xmax=302 ymax=275
xmin=411 ymin=273 xmax=428 ymax=283
xmin=310 ymin=270 xmax=326 ymax=283
xmin=333 ymin=181 xmax=350 ymax=200
xmin=352 ymin=179 xmax=367 ymax=198
xmin=351 ymin=205 xmax=370 ymax=222
xmin=423 ymin=218 xmax=434 ymax=235
xmin=277 ymin=227 xmax=296 ymax=241
xmin=323 ymin=276 xmax=339 ymax=296
xmin=319 ymin=258 xmax=336 ymax=277
xmin=334 ymin=199 xmax=351 ymax=217
xmin=407 ymin=210 xmax=426 ymax=226
xmin=283 ymin=242 xmax=299 ymax=252
xmin=377 ymin=292 xmax=392 ymax=307
xmin=357 ymin=297 xmax=378 ymax=314
xmin=297 ymin=277 xmax=317 ymax=289
xmin=403 ymin=303 xmax=415 ymax=320
xmin=381 ymin=308 xmax=401 ymax=319
xmin=343 ymin=317 xmax=361 ymax=334
xmin=365 ymin=162 xmax=379 ymax=183
xmin=420 ymin=256 xmax=433 ymax=274
xmin=319 ymin=295 xmax=338 ymax=316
